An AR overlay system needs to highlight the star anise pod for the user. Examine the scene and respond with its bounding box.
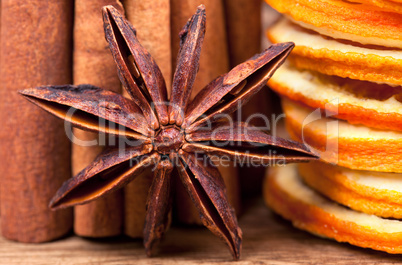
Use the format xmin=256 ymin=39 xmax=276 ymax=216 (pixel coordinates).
xmin=19 ymin=5 xmax=318 ymax=259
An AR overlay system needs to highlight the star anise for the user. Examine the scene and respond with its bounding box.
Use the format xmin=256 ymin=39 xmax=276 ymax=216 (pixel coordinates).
xmin=19 ymin=5 xmax=318 ymax=259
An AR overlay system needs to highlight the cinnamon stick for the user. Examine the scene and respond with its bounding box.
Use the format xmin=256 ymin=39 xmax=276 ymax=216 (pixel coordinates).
xmin=72 ymin=0 xmax=124 ymax=238
xmin=223 ymin=0 xmax=267 ymax=197
xmin=121 ymin=0 xmax=172 ymax=238
xmin=123 ymin=168 xmax=153 ymax=238
xmin=171 ymin=0 xmax=229 ymax=95
xmin=0 ymin=0 xmax=73 ymax=242
xmin=171 ymin=0 xmax=241 ymax=224
xmin=123 ymin=0 xmax=172 ymax=90
xmin=223 ymin=0 xmax=262 ymax=67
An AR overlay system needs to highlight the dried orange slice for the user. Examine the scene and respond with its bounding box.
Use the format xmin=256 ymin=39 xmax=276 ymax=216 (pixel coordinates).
xmin=268 ymin=64 xmax=402 ymax=131
xmin=282 ymin=98 xmax=402 ymax=172
xmin=267 ymin=19 xmax=402 ymax=85
xmin=264 ymin=164 xmax=402 ymax=254
xmin=348 ymin=0 xmax=402 ymax=14
xmin=264 ymin=0 xmax=402 ymax=47
xmin=299 ymin=161 xmax=402 ymax=218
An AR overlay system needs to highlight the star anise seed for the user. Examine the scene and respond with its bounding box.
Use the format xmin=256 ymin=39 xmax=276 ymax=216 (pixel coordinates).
xmin=19 ymin=5 xmax=318 ymax=260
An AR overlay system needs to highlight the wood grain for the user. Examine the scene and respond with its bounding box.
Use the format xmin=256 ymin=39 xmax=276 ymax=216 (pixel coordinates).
xmin=0 ymin=200 xmax=400 ymax=264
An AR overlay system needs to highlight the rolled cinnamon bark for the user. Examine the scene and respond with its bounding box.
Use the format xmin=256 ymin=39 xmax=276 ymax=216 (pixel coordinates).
xmin=123 ymin=0 xmax=172 ymax=90
xmin=0 ymin=0 xmax=73 ymax=242
xmin=121 ymin=0 xmax=172 ymax=237
xmin=124 ymin=168 xmax=153 ymax=238
xmin=72 ymin=0 xmax=124 ymax=238
xmin=223 ymin=0 xmax=267 ymax=197
xmin=224 ymin=0 xmax=261 ymax=66
xmin=171 ymin=0 xmax=241 ymax=224
xmin=171 ymin=0 xmax=229 ymax=95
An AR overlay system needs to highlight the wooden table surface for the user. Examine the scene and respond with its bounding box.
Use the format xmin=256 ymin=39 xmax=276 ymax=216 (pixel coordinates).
xmin=1 ymin=199 xmax=401 ymax=264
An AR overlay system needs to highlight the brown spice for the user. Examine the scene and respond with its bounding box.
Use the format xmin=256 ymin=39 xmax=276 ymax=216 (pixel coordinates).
xmin=123 ymin=0 xmax=172 ymax=90
xmin=123 ymin=169 xmax=153 ymax=238
xmin=0 ymin=0 xmax=73 ymax=242
xmin=223 ymin=0 xmax=270 ymax=197
xmin=122 ymin=0 xmax=172 ymax=238
xmin=72 ymin=0 xmax=125 ymax=238
xmin=170 ymin=0 xmax=240 ymax=224
xmin=19 ymin=5 xmax=317 ymax=259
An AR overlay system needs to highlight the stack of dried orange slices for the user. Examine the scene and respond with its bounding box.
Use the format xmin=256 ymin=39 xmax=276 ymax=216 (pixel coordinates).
xmin=263 ymin=0 xmax=402 ymax=253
